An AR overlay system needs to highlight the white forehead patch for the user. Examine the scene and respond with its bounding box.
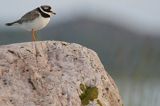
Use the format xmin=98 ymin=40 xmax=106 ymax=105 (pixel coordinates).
xmin=44 ymin=6 xmax=49 ymax=9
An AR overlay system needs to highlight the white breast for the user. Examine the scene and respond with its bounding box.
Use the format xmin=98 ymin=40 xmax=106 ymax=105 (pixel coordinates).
xmin=20 ymin=15 xmax=50 ymax=31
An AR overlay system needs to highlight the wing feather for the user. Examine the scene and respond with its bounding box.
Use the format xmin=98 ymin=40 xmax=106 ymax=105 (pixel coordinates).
xmin=18 ymin=8 xmax=40 ymax=24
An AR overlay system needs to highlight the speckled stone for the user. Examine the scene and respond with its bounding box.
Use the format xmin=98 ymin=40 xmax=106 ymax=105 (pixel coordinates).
xmin=0 ymin=41 xmax=123 ymax=106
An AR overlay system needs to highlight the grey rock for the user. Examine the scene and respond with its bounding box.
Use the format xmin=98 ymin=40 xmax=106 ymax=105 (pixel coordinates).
xmin=0 ymin=41 xmax=123 ymax=106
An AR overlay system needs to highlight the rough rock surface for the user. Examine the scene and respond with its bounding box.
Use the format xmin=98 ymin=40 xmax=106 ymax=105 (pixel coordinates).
xmin=0 ymin=41 xmax=123 ymax=106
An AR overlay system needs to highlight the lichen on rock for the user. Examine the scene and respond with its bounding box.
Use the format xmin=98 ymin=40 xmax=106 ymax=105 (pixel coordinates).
xmin=79 ymin=84 xmax=98 ymax=105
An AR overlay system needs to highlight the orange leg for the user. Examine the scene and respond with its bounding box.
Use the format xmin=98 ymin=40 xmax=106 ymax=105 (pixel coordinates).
xmin=32 ymin=29 xmax=36 ymax=41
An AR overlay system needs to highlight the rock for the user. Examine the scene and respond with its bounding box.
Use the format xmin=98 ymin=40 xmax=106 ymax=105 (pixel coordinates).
xmin=0 ymin=41 xmax=123 ymax=106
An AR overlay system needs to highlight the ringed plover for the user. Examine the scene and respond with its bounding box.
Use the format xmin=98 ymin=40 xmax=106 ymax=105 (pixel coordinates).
xmin=6 ymin=5 xmax=56 ymax=41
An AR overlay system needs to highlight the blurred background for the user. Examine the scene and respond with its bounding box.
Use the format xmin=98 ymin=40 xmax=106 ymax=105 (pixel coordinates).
xmin=1 ymin=0 xmax=160 ymax=105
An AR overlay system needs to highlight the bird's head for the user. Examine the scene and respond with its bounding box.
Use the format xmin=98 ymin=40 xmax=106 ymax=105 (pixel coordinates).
xmin=40 ymin=5 xmax=56 ymax=16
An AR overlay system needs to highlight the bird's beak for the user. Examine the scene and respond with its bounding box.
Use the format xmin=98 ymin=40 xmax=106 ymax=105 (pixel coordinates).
xmin=51 ymin=11 xmax=56 ymax=15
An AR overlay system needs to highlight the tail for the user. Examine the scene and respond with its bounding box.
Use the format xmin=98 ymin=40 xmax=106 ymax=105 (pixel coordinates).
xmin=5 ymin=21 xmax=18 ymax=26
xmin=6 ymin=22 xmax=15 ymax=26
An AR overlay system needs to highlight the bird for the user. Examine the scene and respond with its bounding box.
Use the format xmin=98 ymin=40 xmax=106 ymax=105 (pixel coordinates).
xmin=5 ymin=5 xmax=56 ymax=41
